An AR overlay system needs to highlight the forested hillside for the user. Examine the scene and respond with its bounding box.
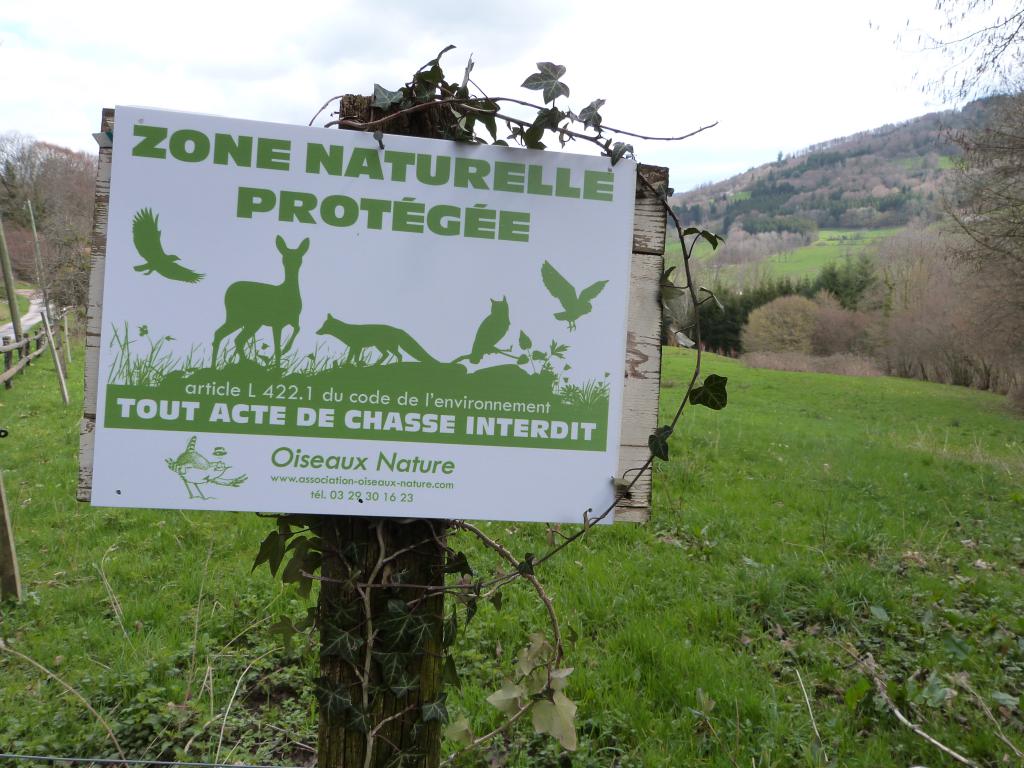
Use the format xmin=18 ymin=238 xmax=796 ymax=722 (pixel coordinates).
xmin=672 ymin=98 xmax=994 ymax=233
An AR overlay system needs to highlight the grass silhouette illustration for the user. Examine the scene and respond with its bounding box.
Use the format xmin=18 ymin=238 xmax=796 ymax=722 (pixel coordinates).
xmin=211 ymin=236 xmax=309 ymax=369
xmin=131 ymin=209 xmax=205 ymax=283
xmin=541 ymin=260 xmax=607 ymax=331
xmin=316 ymin=313 xmax=441 ymax=365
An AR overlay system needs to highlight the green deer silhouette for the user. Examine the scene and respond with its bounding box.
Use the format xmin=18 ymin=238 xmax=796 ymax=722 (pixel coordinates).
xmin=211 ymin=235 xmax=309 ymax=368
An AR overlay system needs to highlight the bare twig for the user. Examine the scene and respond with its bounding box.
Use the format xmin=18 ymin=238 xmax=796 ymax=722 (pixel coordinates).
xmin=950 ymin=673 xmax=1024 ymax=760
xmin=0 ymin=639 xmax=126 ymax=759
xmin=454 ymin=521 xmax=563 ymax=664
xmin=96 ymin=545 xmax=131 ymax=645
xmin=185 ymin=544 xmax=213 ymax=701
xmin=441 ymin=702 xmax=531 ymax=766
xmin=843 ymin=642 xmax=980 ymax=768
xmin=795 ymin=667 xmax=828 ymax=763
xmin=214 ymin=647 xmax=277 ymax=764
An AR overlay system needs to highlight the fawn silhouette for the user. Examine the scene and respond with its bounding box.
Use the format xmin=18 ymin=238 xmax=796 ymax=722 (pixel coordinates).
xmin=316 ymin=313 xmax=440 ymax=365
xmin=211 ymin=236 xmax=309 ymax=368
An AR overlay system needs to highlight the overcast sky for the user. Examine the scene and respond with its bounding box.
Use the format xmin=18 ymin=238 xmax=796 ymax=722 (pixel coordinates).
xmin=1 ymin=0 xmax=964 ymax=191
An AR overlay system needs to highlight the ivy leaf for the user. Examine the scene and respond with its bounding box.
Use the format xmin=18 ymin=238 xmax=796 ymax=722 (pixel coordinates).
xmin=517 ymin=553 xmax=536 ymax=576
xmin=443 ymin=609 xmax=458 ymax=648
xmin=346 ymin=707 xmax=372 ymax=733
xmin=689 ymin=374 xmax=728 ymax=410
xmin=609 ymin=142 xmax=634 ymax=165
xmin=519 ymin=331 xmax=533 ymax=351
xmin=315 ymin=676 xmax=353 ymax=718
xmin=321 ymin=626 xmax=365 ymax=664
xmin=845 ymin=677 xmax=871 ymax=710
xmin=531 ymin=691 xmax=578 ymax=751
xmin=579 ymin=99 xmax=606 ymax=130
xmin=517 ymin=354 xmax=530 ymax=365
xmin=443 ymin=654 xmax=462 ymax=689
xmin=549 ymin=667 xmax=574 ymax=691
xmin=422 ymin=694 xmax=449 ymax=723
xmin=531 ymin=350 xmax=547 ymax=362
xmin=281 ymin=537 xmax=312 ymax=583
xmin=252 ymin=531 xmax=286 ymax=575
xmin=372 ymin=84 xmax=404 ymax=110
xmin=388 ymin=670 xmax=420 ymax=698
xmin=444 ymin=550 xmax=473 ymax=577
xmin=376 ymin=651 xmax=412 ymax=687
xmin=993 ymin=691 xmax=1019 ymax=710
xmin=523 ymin=121 xmax=546 ymax=149
xmin=648 ymin=425 xmax=673 ymax=461
xmin=480 ymin=111 xmax=498 ymax=141
xmin=521 ymin=62 xmax=570 ymax=103
xmin=444 ymin=717 xmax=474 ymax=746
xmin=268 ymin=617 xmax=297 ymax=652
xmin=486 ymin=680 xmax=525 ymax=715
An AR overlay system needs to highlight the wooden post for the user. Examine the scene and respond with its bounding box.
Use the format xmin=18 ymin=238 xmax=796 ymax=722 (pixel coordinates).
xmin=316 ymin=517 xmax=446 ymax=767
xmin=62 ymin=312 xmax=72 ymax=366
xmin=42 ymin=311 xmax=69 ymax=406
xmin=0 ymin=469 xmax=22 ymax=602
xmin=3 ymin=336 xmax=11 ymax=390
xmin=26 ymin=201 xmax=52 ymax=319
xmin=0 ymin=215 xmax=23 ymax=342
xmin=315 ymin=94 xmax=455 ymax=768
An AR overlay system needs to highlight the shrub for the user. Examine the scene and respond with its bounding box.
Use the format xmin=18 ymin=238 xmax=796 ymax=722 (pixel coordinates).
xmin=741 ymin=295 xmax=819 ymax=354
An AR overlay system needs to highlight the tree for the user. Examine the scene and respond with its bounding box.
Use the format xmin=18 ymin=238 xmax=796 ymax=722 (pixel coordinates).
xmin=0 ymin=133 xmax=97 ymax=306
xmin=945 ymin=93 xmax=1024 ymax=402
xmin=924 ymin=0 xmax=1024 ymax=99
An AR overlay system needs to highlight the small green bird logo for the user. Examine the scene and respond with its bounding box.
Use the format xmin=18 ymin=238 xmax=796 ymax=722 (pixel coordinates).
xmin=165 ymin=436 xmax=246 ymax=500
xmin=541 ymin=260 xmax=607 ymax=331
xmin=131 ymin=208 xmax=205 ymax=283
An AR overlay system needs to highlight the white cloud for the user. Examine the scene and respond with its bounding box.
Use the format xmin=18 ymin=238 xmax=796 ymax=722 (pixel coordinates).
xmin=0 ymin=0 xmax=956 ymax=190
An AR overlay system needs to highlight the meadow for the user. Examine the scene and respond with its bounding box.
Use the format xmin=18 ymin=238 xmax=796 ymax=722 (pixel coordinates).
xmin=667 ymin=228 xmax=904 ymax=285
xmin=1 ymin=339 xmax=1023 ymax=766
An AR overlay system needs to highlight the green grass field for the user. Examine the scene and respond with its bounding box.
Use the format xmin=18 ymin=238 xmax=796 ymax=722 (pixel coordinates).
xmin=1 ymin=343 xmax=1023 ymax=766
xmin=762 ymin=228 xmax=902 ymax=279
xmin=666 ymin=228 xmax=903 ymax=285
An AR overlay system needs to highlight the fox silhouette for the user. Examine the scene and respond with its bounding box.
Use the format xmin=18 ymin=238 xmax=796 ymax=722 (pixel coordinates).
xmin=316 ymin=314 xmax=440 ymax=366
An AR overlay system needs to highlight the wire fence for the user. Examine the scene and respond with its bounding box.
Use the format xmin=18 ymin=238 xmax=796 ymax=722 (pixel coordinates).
xmin=0 ymin=754 xmax=307 ymax=768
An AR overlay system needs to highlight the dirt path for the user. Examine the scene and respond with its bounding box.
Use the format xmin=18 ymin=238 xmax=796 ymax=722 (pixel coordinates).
xmin=0 ymin=291 xmax=45 ymax=339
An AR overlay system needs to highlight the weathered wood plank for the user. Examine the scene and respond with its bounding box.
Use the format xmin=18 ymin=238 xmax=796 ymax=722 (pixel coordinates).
xmin=78 ymin=108 xmax=113 ymax=502
xmin=614 ymin=164 xmax=667 ymax=523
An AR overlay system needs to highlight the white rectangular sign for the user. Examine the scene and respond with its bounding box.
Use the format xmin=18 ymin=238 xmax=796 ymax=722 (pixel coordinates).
xmin=90 ymin=106 xmax=637 ymax=523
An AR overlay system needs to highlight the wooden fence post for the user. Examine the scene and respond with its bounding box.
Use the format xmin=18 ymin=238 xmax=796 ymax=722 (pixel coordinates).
xmin=0 ymin=469 xmax=22 ymax=602
xmin=42 ymin=311 xmax=69 ymax=406
xmin=3 ymin=336 xmax=11 ymax=390
xmin=62 ymin=312 xmax=72 ymax=367
xmin=315 ymin=94 xmax=454 ymax=768
xmin=0 ymin=215 xmax=23 ymax=342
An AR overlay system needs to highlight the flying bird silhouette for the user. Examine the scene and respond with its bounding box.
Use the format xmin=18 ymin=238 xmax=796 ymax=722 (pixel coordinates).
xmin=131 ymin=208 xmax=204 ymax=283
xmin=541 ymin=260 xmax=607 ymax=331
xmin=452 ymin=297 xmax=510 ymax=365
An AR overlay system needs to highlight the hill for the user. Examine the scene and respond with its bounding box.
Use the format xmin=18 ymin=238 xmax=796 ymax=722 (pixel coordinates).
xmin=667 ymin=98 xmax=998 ymax=285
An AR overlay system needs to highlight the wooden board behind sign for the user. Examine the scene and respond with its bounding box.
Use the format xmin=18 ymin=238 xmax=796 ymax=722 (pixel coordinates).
xmin=77 ymin=109 xmax=665 ymax=523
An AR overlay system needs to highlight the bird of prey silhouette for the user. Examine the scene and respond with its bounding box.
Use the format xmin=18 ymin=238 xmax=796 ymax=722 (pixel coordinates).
xmin=452 ymin=297 xmax=510 ymax=365
xmin=540 ymin=260 xmax=607 ymax=331
xmin=131 ymin=208 xmax=204 ymax=283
